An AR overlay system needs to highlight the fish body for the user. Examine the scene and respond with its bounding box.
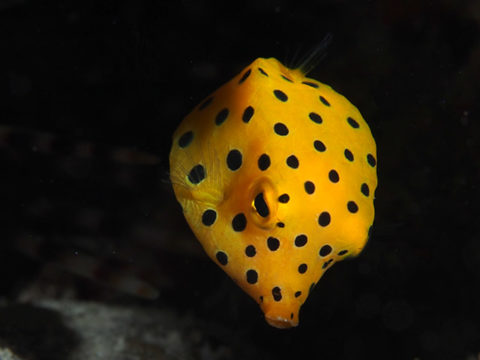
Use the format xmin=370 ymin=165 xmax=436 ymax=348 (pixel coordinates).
xmin=169 ymin=57 xmax=377 ymax=328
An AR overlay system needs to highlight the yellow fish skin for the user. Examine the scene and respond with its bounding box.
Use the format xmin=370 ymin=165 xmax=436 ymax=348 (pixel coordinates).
xmin=169 ymin=57 xmax=377 ymax=329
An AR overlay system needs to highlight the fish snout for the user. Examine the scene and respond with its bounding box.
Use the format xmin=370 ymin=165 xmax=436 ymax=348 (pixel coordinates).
xmin=262 ymin=301 xmax=300 ymax=329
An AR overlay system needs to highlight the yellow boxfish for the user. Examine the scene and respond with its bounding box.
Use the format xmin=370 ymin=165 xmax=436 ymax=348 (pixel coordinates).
xmin=169 ymin=57 xmax=377 ymax=329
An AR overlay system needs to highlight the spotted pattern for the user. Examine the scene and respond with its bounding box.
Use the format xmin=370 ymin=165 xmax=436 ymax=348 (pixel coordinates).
xmin=309 ymin=112 xmax=322 ymax=124
xmin=216 ymin=251 xmax=228 ymax=266
xmin=170 ymin=57 xmax=377 ymax=329
xmin=258 ymin=154 xmax=270 ymax=171
xmin=323 ymin=259 xmax=334 ymax=269
xmin=226 ymin=149 xmax=242 ymax=171
xmin=295 ymin=234 xmax=308 ymax=247
xmin=314 ymin=140 xmax=326 ymax=152
xmin=202 ymin=209 xmax=217 ymax=226
xmin=318 ymin=212 xmax=331 ymax=227
xmin=239 ymin=69 xmax=251 ymax=84
xmin=243 ymin=106 xmax=254 ymax=123
xmin=187 ymin=165 xmax=205 ymax=184
xmin=298 ymin=264 xmax=308 ymax=274
xmin=178 ymin=131 xmax=194 ymax=148
xmin=304 ymin=181 xmax=315 ymax=194
xmin=319 ymin=245 xmax=332 ymax=257
xmin=302 ymin=81 xmax=318 ymax=88
xmin=273 ymin=89 xmax=288 ymax=102
xmin=319 ymin=96 xmax=330 ymax=106
xmin=274 ymin=123 xmax=289 ymax=136
xmin=246 ymin=269 xmax=258 ymax=284
xmin=272 ymin=286 xmax=282 ymax=301
xmin=286 ymin=155 xmax=299 ymax=169
xmin=232 ymin=213 xmax=247 ymax=232
xmin=361 ymin=183 xmax=370 ymax=196
xmin=258 ymin=67 xmax=268 ymax=76
xmin=347 ymin=116 xmax=359 ymax=129
xmin=267 ymin=237 xmax=280 ymax=251
xmin=329 ymin=169 xmax=339 ymax=183
xmin=344 ymin=149 xmax=354 ymax=161
xmin=215 ymin=108 xmax=229 ymax=125
xmin=347 ymin=201 xmax=359 ymax=213
xmin=245 ymin=245 xmax=256 ymax=257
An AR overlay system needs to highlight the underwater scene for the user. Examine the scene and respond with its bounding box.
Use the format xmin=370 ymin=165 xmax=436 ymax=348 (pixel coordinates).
xmin=1 ymin=0 xmax=479 ymax=359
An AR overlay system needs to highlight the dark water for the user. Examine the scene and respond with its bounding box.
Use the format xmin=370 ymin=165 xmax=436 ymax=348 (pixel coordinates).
xmin=1 ymin=1 xmax=480 ymax=359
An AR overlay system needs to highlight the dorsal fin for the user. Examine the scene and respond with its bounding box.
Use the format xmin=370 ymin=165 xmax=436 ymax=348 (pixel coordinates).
xmin=295 ymin=33 xmax=333 ymax=75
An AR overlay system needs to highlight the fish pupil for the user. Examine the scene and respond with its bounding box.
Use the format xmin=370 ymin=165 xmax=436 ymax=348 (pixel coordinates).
xmin=254 ymin=192 xmax=269 ymax=218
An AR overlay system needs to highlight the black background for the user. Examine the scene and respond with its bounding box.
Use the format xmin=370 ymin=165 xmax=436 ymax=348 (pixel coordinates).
xmin=1 ymin=0 xmax=480 ymax=359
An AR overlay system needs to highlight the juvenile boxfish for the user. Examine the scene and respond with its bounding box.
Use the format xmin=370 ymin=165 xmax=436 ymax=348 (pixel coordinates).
xmin=169 ymin=57 xmax=377 ymax=328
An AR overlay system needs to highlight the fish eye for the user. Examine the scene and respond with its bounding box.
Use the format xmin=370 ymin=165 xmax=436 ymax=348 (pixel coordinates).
xmin=248 ymin=177 xmax=278 ymax=229
xmin=254 ymin=192 xmax=270 ymax=218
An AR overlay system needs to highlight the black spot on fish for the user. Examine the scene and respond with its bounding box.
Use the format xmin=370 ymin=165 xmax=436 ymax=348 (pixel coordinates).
xmin=239 ymin=69 xmax=251 ymax=84
xmin=232 ymin=213 xmax=247 ymax=231
xmin=258 ymin=154 xmax=271 ymax=171
xmin=304 ymin=181 xmax=315 ymax=194
xmin=216 ymin=251 xmax=228 ymax=265
xmin=272 ymin=287 xmax=282 ymax=301
xmin=246 ymin=269 xmax=258 ymax=284
xmin=344 ymin=149 xmax=354 ymax=161
xmin=274 ymin=122 xmax=289 ymax=136
xmin=188 ymin=164 xmax=205 ymax=184
xmin=267 ymin=237 xmax=280 ymax=251
xmin=347 ymin=201 xmax=359 ymax=213
xmin=178 ymin=131 xmax=194 ymax=148
xmin=273 ymin=89 xmax=288 ymax=102
xmin=286 ymin=155 xmax=299 ymax=169
xmin=243 ymin=106 xmax=254 ymax=123
xmin=309 ymin=112 xmax=322 ymax=124
xmin=314 ymin=140 xmax=326 ymax=152
xmin=226 ymin=149 xmax=242 ymax=171
xmin=245 ymin=245 xmax=256 ymax=257
xmin=347 ymin=116 xmax=359 ymax=129
xmin=329 ymin=169 xmax=339 ymax=183
xmin=302 ymin=81 xmax=319 ymax=88
xmin=298 ymin=264 xmax=308 ymax=274
xmin=318 ymin=212 xmax=331 ymax=227
xmin=202 ymin=209 xmax=217 ymax=226
xmin=295 ymin=234 xmax=307 ymax=247
xmin=319 ymin=96 xmax=330 ymax=106
xmin=215 ymin=108 xmax=229 ymax=125
xmin=319 ymin=245 xmax=332 ymax=257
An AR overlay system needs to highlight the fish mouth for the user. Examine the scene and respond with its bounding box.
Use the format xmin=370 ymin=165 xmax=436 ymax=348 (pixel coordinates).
xmin=265 ymin=314 xmax=298 ymax=329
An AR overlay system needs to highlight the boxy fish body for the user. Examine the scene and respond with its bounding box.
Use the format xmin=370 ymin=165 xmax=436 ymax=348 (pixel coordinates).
xmin=169 ymin=57 xmax=377 ymax=328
